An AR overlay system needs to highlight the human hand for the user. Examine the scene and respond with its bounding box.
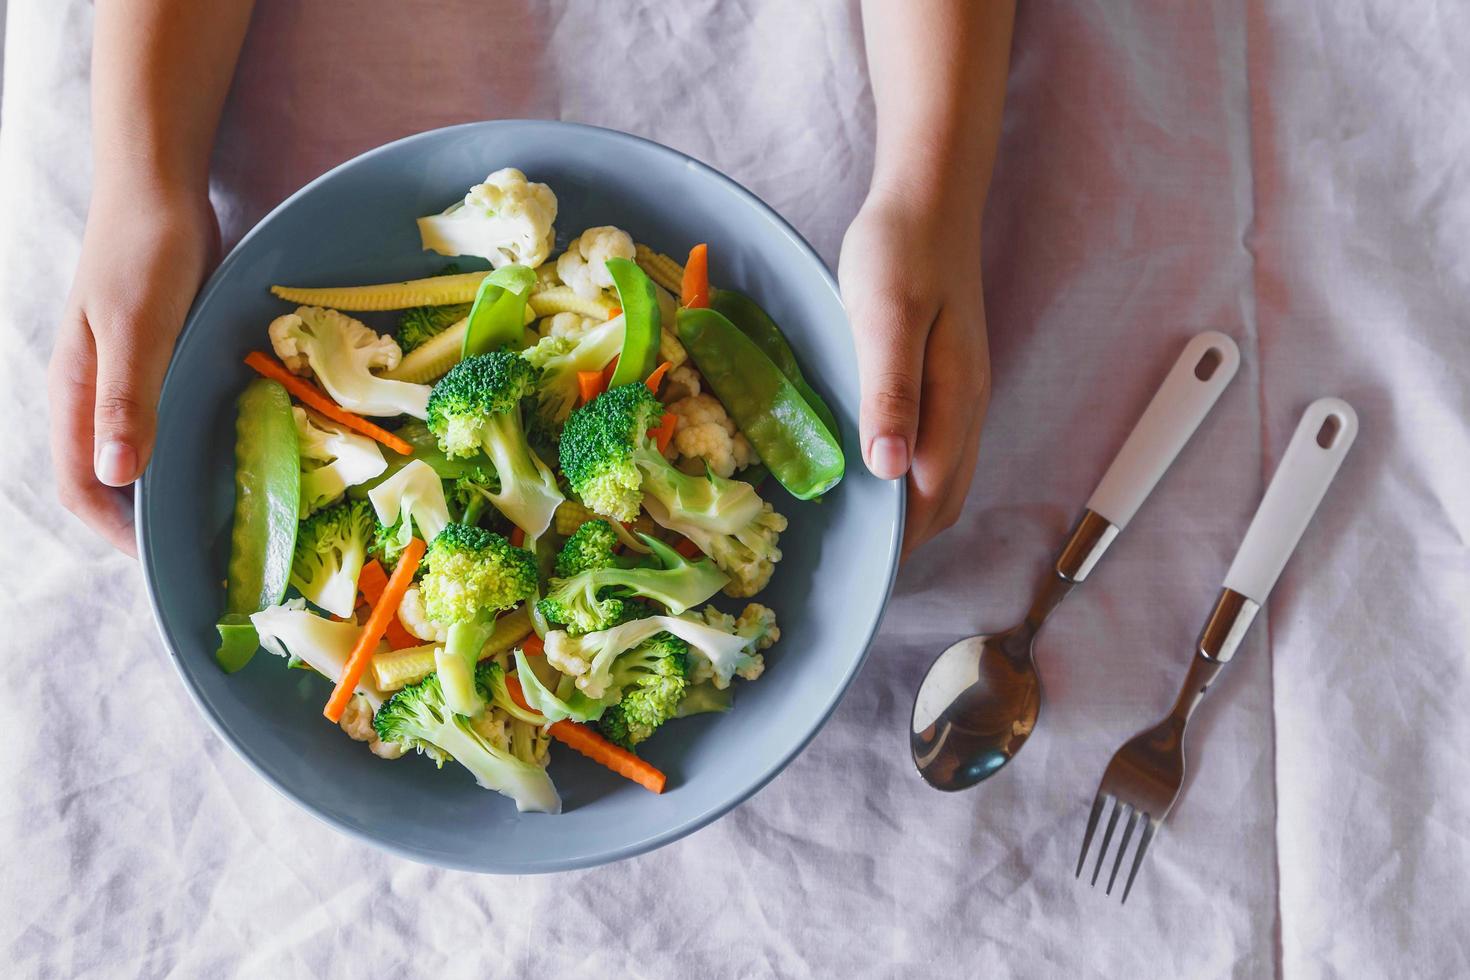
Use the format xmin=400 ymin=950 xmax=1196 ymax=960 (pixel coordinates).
xmin=839 ymin=180 xmax=990 ymax=560
xmin=48 ymin=186 xmax=219 ymax=554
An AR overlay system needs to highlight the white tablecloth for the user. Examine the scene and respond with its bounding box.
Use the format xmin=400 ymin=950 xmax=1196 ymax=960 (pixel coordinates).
xmin=2 ymin=1 xmax=1466 ymax=976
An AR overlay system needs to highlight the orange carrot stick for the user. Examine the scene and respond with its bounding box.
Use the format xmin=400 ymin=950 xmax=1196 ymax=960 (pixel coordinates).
xmin=324 ymin=537 xmax=425 ymax=721
xmin=681 ymin=243 xmax=709 ymax=309
xmin=673 ymin=536 xmax=703 ymax=560
xmin=509 ymin=527 xmax=525 ymax=548
xmin=356 ymin=559 xmax=419 ymax=649
xmin=504 ymin=675 xmax=666 ymax=794
xmin=652 ymin=412 xmax=679 ymax=455
xmin=520 ymin=633 xmax=544 ymax=656
xmin=576 ymin=370 xmax=604 ymax=405
xmin=243 ymin=351 xmax=414 ymax=456
xmin=601 ymin=354 xmax=620 ymax=388
xmin=644 ymin=360 xmax=673 ymax=394
xmin=607 ymin=307 xmax=622 ymax=320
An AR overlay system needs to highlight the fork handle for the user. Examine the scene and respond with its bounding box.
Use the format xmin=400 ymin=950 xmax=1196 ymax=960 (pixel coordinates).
xmin=1222 ymin=397 xmax=1357 ymax=607
xmin=1085 ymin=331 xmax=1240 ymax=530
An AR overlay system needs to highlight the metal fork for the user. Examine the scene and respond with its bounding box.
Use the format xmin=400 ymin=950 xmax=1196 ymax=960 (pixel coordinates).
xmin=1076 ymin=397 xmax=1358 ymax=902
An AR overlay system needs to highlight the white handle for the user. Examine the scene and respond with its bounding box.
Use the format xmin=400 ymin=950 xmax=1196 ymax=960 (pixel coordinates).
xmin=1086 ymin=331 xmax=1241 ymax=529
xmin=1223 ymin=397 xmax=1357 ymax=603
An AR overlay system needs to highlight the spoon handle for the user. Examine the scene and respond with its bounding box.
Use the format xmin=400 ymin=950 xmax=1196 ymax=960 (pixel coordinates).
xmin=1085 ymin=332 xmax=1240 ymax=530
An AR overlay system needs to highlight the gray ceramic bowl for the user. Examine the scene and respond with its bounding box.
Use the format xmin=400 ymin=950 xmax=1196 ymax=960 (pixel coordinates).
xmin=138 ymin=120 xmax=902 ymax=873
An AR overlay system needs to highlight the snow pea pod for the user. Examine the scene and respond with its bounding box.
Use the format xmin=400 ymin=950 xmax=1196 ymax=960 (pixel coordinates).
xmin=216 ymin=379 xmax=300 ymax=672
xmin=676 ymin=308 xmax=844 ymax=499
xmin=463 ymin=264 xmax=537 ymax=357
xmin=709 ymin=288 xmax=839 ymax=440
xmin=606 ymin=258 xmax=661 ymax=386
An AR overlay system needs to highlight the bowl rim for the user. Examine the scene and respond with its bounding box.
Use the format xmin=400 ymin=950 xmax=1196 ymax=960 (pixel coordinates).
xmin=135 ymin=119 xmax=904 ymax=874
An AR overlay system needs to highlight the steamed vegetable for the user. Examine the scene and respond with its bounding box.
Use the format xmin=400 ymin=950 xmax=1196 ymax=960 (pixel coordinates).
xmin=289 ymin=498 xmax=375 ymax=618
xmin=605 ymin=259 xmax=660 ymax=387
xmin=295 ymin=408 xmax=387 ymax=517
xmin=271 ymin=271 xmax=491 ymax=310
xmin=251 ymin=598 xmax=386 ymax=707
xmin=426 ymin=351 xmax=564 ymax=538
xmin=217 ymin=379 xmax=300 ymax=672
xmin=560 ymin=381 xmax=786 ymax=596
xmin=417 ymin=168 xmax=558 ymax=269
xmin=463 ymin=265 xmax=538 ymax=357
xmin=367 ymin=459 xmax=451 ymax=568
xmin=324 ymin=536 xmax=425 ymax=722
xmin=676 ymin=307 xmax=844 ymax=500
xmin=243 ymin=351 xmax=413 ymax=455
xmin=417 ymin=523 xmax=539 ymax=716
xmin=375 ymin=663 xmax=561 ymax=813
xmin=268 ymin=306 xmax=432 ymax=419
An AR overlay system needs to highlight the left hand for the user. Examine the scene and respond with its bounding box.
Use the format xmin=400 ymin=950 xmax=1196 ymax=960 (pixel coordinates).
xmin=838 ymin=180 xmax=991 ymax=560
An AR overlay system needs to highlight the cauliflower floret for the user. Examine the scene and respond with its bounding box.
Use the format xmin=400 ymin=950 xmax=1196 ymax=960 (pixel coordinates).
xmin=667 ymin=393 xmax=757 ymax=478
xmin=544 ymin=311 xmax=598 ymax=342
xmin=544 ymin=630 xmax=588 ymax=678
xmin=269 ymin=307 xmax=430 ymax=418
xmin=339 ymin=694 xmax=376 ymax=741
xmin=684 ymin=603 xmax=777 ymax=686
xmin=397 ymin=586 xmax=448 ymax=642
xmin=663 ymin=364 xmax=701 ymax=403
xmin=418 ymin=167 xmax=559 ymax=269
xmin=556 ymin=226 xmax=636 ymax=300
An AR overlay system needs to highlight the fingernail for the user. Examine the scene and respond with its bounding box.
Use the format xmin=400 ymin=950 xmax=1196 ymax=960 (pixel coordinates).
xmin=96 ymin=441 xmax=138 ymax=487
xmin=867 ymin=435 xmax=910 ymax=480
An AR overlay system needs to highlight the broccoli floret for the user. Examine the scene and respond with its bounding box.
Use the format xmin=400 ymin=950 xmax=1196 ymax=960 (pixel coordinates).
xmin=596 ymin=634 xmax=689 ymax=749
xmin=418 ymin=522 xmax=538 ymax=715
xmin=396 ymin=302 xmax=472 ymax=353
xmin=445 ymin=460 xmax=501 ymax=526
xmin=537 ymin=532 xmax=728 ymax=633
xmin=366 ymin=459 xmax=451 ymax=569
xmin=374 ymin=669 xmax=560 ymax=813
xmin=522 ymin=317 xmax=625 ymax=430
xmin=555 ymin=519 xmax=622 ymax=577
xmin=426 ymin=351 xmax=564 ymax=537
xmin=560 ymin=383 xmax=784 ymax=595
xmin=289 ymin=499 xmax=375 ymax=618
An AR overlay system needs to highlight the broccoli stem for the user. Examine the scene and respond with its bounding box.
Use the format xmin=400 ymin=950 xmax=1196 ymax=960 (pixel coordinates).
xmin=437 ymin=616 xmax=496 ymax=716
xmin=479 ymin=411 xmax=563 ymax=538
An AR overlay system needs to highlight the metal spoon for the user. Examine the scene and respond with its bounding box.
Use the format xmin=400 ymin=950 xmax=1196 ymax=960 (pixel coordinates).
xmin=910 ymin=331 xmax=1242 ymax=790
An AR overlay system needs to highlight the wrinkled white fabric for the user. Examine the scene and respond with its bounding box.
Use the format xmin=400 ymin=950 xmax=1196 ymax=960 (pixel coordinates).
xmin=1 ymin=1 xmax=1467 ymax=976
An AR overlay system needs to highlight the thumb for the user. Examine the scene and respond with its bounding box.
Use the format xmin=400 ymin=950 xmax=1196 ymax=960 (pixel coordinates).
xmin=848 ymin=291 xmax=931 ymax=481
xmin=91 ymin=315 xmax=168 ymax=487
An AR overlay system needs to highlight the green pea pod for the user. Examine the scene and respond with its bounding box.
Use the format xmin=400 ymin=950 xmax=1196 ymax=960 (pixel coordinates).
xmin=216 ymin=379 xmax=300 ymax=672
xmin=462 ymin=264 xmax=537 ymax=357
xmin=606 ymin=258 xmax=661 ymax=386
xmin=709 ymin=288 xmax=840 ymax=440
xmin=676 ymin=308 xmax=844 ymax=499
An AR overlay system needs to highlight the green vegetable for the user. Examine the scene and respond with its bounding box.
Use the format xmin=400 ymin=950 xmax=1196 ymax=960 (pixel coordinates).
xmin=537 ymin=527 xmax=727 ymax=633
xmin=462 ymin=265 xmax=537 ymax=358
xmin=522 ymin=317 xmax=625 ymax=430
xmin=216 ymin=379 xmax=300 ymax=672
xmin=417 ymin=522 xmax=539 ymax=716
xmin=675 ymin=681 xmax=734 ymax=718
xmin=676 ymin=307 xmax=844 ymax=500
xmin=605 ymin=258 xmax=660 ymax=386
xmin=596 ymin=634 xmax=690 ymax=749
xmin=289 ymin=498 xmax=375 ymax=618
xmin=426 ymin=351 xmax=564 ymax=538
xmin=709 ymin=287 xmax=839 ymax=439
xmin=374 ymin=662 xmax=561 ymax=813
xmin=559 ymin=382 xmax=786 ymax=597
xmin=397 ymin=302 xmax=472 ymax=353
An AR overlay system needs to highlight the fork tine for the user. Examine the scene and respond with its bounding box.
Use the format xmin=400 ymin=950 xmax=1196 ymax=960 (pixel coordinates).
xmin=1076 ymin=794 xmax=1106 ymax=877
xmin=1090 ymin=798 xmax=1123 ymax=886
xmin=1106 ymin=809 xmax=1140 ymax=894
xmin=1120 ymin=818 xmax=1156 ymax=904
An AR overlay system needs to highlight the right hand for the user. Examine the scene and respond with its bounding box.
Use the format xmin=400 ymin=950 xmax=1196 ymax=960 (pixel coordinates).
xmin=49 ymin=185 xmax=219 ymax=554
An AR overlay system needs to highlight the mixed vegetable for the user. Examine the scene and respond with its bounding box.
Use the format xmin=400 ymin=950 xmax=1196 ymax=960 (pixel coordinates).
xmin=217 ymin=168 xmax=843 ymax=814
